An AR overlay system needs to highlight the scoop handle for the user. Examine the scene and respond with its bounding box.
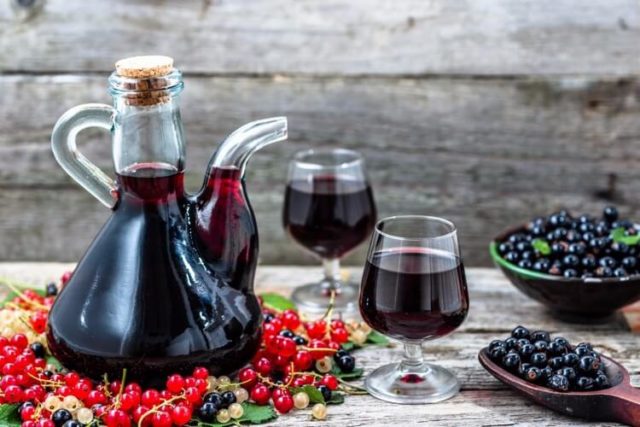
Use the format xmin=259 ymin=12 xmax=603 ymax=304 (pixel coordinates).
xmin=608 ymin=385 xmax=640 ymax=427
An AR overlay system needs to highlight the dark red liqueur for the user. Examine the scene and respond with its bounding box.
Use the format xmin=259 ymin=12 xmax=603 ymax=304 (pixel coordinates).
xmin=360 ymin=248 xmax=469 ymax=341
xmin=47 ymin=164 xmax=261 ymax=383
xmin=283 ymin=175 xmax=376 ymax=259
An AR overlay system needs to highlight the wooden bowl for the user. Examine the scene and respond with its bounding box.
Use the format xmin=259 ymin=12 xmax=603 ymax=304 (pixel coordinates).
xmin=490 ymin=224 xmax=640 ymax=321
xmin=479 ymin=348 xmax=640 ymax=426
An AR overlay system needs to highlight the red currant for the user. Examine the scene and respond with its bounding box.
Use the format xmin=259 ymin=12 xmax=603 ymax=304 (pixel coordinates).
xmin=73 ymin=379 xmax=92 ymax=400
xmin=273 ymin=393 xmax=294 ymax=414
xmin=293 ymin=350 xmax=313 ymax=371
xmin=109 ymin=380 xmax=122 ymax=395
xmin=281 ymin=309 xmax=301 ymax=330
xmin=4 ymin=385 xmax=23 ymax=403
xmin=192 ymin=366 xmax=209 ymax=380
xmin=166 ymin=374 xmax=185 ymax=394
xmin=86 ymin=389 xmax=107 ymax=406
xmin=10 ymin=334 xmax=28 ymax=350
xmin=331 ymin=327 xmax=349 ymax=343
xmin=20 ymin=405 xmax=35 ymax=421
xmin=238 ymin=367 xmax=258 ymax=389
xmin=250 ymin=383 xmax=270 ymax=405
xmin=171 ymin=404 xmax=192 ymax=426
xmin=132 ymin=406 xmax=151 ymax=426
xmin=320 ymin=374 xmax=339 ymax=391
xmin=104 ymin=409 xmax=131 ymax=427
xmin=22 ymin=422 xmax=36 ymax=427
xmin=184 ymin=386 xmax=201 ymax=405
xmin=255 ymin=357 xmax=272 ymax=376
xmin=308 ymin=339 xmax=331 ymax=360
xmin=125 ymin=383 xmax=142 ymax=395
xmin=120 ymin=391 xmax=140 ymax=411
xmin=152 ymin=410 xmax=172 ymax=427
xmin=36 ymin=420 xmax=54 ymax=427
xmin=271 ymin=336 xmax=297 ymax=358
xmin=306 ymin=321 xmax=326 ymax=339
xmin=141 ymin=389 xmax=161 ymax=407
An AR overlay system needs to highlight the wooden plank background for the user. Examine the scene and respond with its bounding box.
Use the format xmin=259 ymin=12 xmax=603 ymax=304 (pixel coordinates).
xmin=0 ymin=0 xmax=639 ymax=264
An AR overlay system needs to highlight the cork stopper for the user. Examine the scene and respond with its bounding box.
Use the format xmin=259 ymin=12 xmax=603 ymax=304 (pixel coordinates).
xmin=112 ymin=56 xmax=178 ymax=106
xmin=115 ymin=55 xmax=174 ymax=79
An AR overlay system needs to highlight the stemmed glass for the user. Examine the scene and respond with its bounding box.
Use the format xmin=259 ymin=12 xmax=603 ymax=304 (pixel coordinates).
xmin=359 ymin=215 xmax=469 ymax=403
xmin=283 ymin=148 xmax=377 ymax=313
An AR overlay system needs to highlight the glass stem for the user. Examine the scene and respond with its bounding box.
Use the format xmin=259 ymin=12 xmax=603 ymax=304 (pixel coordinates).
xmin=322 ymin=258 xmax=341 ymax=290
xmin=401 ymin=341 xmax=425 ymax=370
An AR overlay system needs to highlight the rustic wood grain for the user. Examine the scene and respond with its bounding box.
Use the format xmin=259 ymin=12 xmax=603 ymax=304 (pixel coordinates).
xmin=0 ymin=0 xmax=639 ymax=76
xmin=0 ymin=264 xmax=636 ymax=426
xmin=0 ymin=75 xmax=639 ymax=264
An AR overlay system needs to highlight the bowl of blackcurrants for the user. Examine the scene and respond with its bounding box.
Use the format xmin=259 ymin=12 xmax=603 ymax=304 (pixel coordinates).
xmin=490 ymin=206 xmax=640 ymax=321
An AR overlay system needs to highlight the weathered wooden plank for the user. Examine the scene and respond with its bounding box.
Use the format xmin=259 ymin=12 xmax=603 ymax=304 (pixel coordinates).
xmin=0 ymin=264 xmax=636 ymax=425
xmin=1 ymin=75 xmax=639 ymax=263
xmin=0 ymin=0 xmax=638 ymax=76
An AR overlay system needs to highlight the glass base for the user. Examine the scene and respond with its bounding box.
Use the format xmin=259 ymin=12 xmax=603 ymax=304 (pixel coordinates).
xmin=290 ymin=280 xmax=359 ymax=314
xmin=365 ymin=362 xmax=460 ymax=404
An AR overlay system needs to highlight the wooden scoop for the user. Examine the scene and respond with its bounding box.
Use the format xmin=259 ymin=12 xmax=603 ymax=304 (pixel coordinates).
xmin=478 ymin=348 xmax=640 ymax=426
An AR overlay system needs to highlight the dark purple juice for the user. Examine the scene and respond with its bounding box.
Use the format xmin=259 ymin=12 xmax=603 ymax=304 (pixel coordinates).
xmin=47 ymin=164 xmax=261 ymax=383
xmin=283 ymin=176 xmax=376 ymax=259
xmin=359 ymin=248 xmax=469 ymax=341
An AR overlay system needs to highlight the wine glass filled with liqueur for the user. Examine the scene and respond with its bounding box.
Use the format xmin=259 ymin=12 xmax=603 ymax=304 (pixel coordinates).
xmin=359 ymin=215 xmax=469 ymax=403
xmin=283 ymin=148 xmax=377 ymax=313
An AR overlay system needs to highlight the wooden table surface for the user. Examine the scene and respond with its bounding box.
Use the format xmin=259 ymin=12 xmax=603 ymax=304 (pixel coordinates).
xmin=0 ymin=263 xmax=637 ymax=426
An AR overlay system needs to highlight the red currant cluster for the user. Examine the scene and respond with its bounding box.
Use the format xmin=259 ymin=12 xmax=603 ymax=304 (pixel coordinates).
xmin=0 ymin=274 xmax=365 ymax=426
xmin=234 ymin=307 xmax=358 ymax=420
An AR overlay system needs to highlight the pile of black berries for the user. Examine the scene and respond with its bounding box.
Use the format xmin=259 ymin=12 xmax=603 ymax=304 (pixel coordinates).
xmin=487 ymin=326 xmax=610 ymax=392
xmin=498 ymin=206 xmax=640 ymax=278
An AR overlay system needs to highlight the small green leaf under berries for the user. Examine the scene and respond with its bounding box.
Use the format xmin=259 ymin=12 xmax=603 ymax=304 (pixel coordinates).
xmin=531 ymin=238 xmax=551 ymax=255
xmin=46 ymin=354 xmax=62 ymax=370
xmin=0 ymin=404 xmax=21 ymax=426
xmin=259 ymin=293 xmax=297 ymax=312
xmin=611 ymin=227 xmax=640 ymax=246
xmin=341 ymin=342 xmax=358 ymax=351
xmin=330 ymin=365 xmax=364 ymax=380
xmin=291 ymin=385 xmax=325 ymax=404
xmin=190 ymin=403 xmax=277 ymax=426
xmin=326 ymin=392 xmax=346 ymax=405
xmin=366 ymin=330 xmax=390 ymax=346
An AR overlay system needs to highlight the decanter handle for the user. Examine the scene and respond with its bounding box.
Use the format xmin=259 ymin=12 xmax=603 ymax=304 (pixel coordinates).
xmin=51 ymin=104 xmax=118 ymax=209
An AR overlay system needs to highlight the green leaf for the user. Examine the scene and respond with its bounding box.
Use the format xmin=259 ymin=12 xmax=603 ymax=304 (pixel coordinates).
xmin=611 ymin=227 xmax=640 ymax=246
xmin=46 ymin=354 xmax=62 ymax=370
xmin=190 ymin=403 xmax=277 ymax=426
xmin=291 ymin=385 xmax=325 ymax=404
xmin=259 ymin=293 xmax=297 ymax=312
xmin=340 ymin=342 xmax=358 ymax=351
xmin=531 ymin=238 xmax=551 ymax=255
xmin=326 ymin=392 xmax=345 ymax=405
xmin=366 ymin=330 xmax=390 ymax=346
xmin=330 ymin=365 xmax=364 ymax=381
xmin=0 ymin=404 xmax=21 ymax=426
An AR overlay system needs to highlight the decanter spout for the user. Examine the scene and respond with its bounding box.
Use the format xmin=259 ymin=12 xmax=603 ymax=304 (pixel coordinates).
xmin=208 ymin=117 xmax=287 ymax=176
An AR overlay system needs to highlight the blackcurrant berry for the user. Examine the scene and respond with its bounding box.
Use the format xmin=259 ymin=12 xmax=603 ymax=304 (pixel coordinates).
xmin=599 ymin=256 xmax=617 ymax=269
xmin=52 ymin=409 xmax=73 ymax=427
xmin=337 ymin=355 xmax=356 ymax=373
xmin=502 ymin=353 xmax=521 ymax=371
xmin=263 ymin=313 xmax=275 ymax=323
xmin=575 ymin=376 xmax=594 ymax=391
xmin=548 ymin=342 xmax=568 ymax=357
xmin=558 ymin=367 xmax=577 ymax=383
xmin=294 ymin=336 xmax=307 ymax=345
xmin=221 ymin=391 xmax=237 ymax=407
xmin=614 ymin=267 xmax=627 ymax=277
xmin=511 ymin=326 xmax=530 ymax=339
xmin=622 ymin=256 xmax=637 ymax=270
xmin=525 ymin=366 xmax=542 ymax=382
xmin=563 ymin=269 xmax=578 ymax=278
xmin=204 ymin=392 xmax=223 ymax=406
xmin=551 ymin=242 xmax=567 ymax=257
xmin=582 ymin=255 xmax=596 ymax=270
xmin=578 ymin=356 xmax=600 ymax=373
xmin=62 ymin=422 xmax=82 ymax=427
xmin=562 ymin=353 xmax=579 ymax=367
xmin=30 ymin=342 xmax=45 ymax=359
xmin=198 ymin=402 xmax=218 ymax=422
xmin=563 ymin=254 xmax=580 ymax=268
xmin=553 ymin=228 xmax=568 ymax=240
xmin=279 ymin=329 xmax=295 ymax=338
xmin=530 ymin=330 xmax=551 ymax=343
xmin=504 ymin=251 xmax=520 ymax=263
xmin=46 ymin=282 xmax=58 ymax=296
xmin=508 ymin=233 xmax=526 ymax=244
xmin=518 ymin=363 xmax=532 ymax=377
xmin=533 ymin=340 xmax=548 ymax=352
xmin=498 ymin=242 xmax=514 ymax=255
xmin=603 ymin=206 xmax=619 ymax=223
xmin=504 ymin=337 xmax=518 ymax=350
xmin=515 ymin=338 xmax=531 ymax=349
xmin=518 ymin=260 xmax=533 ymax=269
xmin=547 ymin=374 xmax=570 ymax=391
xmin=317 ymin=385 xmax=332 ymax=402
xmin=548 ymin=356 xmax=565 ymax=370
xmin=489 ymin=346 xmax=507 ymax=361
xmin=334 ymin=349 xmax=350 ymax=360
xmin=530 ymin=352 xmax=547 ymax=368
xmin=593 ymin=373 xmax=610 ymax=389
xmin=568 ymin=243 xmax=586 ymax=255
